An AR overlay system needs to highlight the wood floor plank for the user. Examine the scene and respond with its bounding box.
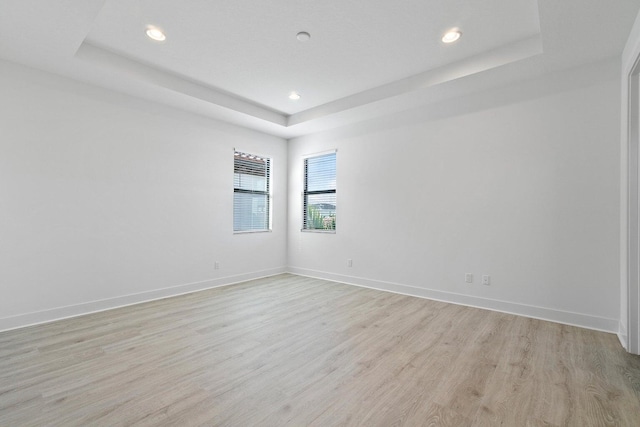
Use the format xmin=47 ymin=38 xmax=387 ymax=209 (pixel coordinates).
xmin=0 ymin=273 xmax=639 ymax=426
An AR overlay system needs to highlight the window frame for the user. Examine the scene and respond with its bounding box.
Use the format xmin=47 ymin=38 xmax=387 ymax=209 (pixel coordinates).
xmin=301 ymin=150 xmax=337 ymax=233
xmin=233 ymin=150 xmax=272 ymax=234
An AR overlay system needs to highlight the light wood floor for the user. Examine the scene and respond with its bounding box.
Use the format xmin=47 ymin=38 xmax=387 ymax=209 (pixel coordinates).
xmin=1 ymin=274 xmax=639 ymax=426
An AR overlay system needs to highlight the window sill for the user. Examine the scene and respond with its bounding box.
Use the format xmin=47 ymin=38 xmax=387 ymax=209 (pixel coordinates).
xmin=301 ymin=229 xmax=336 ymax=234
xmin=234 ymin=229 xmax=272 ymax=235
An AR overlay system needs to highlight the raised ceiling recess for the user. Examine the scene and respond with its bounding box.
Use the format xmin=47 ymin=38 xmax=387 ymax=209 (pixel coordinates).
xmin=2 ymin=0 xmax=639 ymax=137
xmin=80 ymin=0 xmax=541 ymax=125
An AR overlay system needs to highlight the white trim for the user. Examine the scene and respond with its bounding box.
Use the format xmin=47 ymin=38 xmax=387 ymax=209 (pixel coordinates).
xmin=622 ymin=9 xmax=640 ymax=355
xmin=625 ymin=65 xmax=640 ymax=354
xmin=2 ymin=267 xmax=620 ymax=336
xmin=619 ymin=320 xmax=628 ymax=350
xmin=288 ymin=268 xmax=619 ymax=333
xmin=0 ymin=267 xmax=286 ymax=333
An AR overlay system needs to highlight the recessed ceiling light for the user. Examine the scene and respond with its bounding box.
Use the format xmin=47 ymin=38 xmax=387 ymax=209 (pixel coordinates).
xmin=442 ymin=29 xmax=461 ymax=43
xmin=296 ymin=31 xmax=311 ymax=42
xmin=289 ymin=91 xmax=301 ymax=100
xmin=146 ymin=26 xmax=166 ymax=42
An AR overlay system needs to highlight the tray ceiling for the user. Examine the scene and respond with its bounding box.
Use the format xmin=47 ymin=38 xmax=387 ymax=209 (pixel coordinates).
xmin=0 ymin=0 xmax=639 ymax=137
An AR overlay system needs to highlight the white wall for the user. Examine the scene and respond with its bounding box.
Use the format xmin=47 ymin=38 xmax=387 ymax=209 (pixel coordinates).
xmin=0 ymin=54 xmax=624 ymax=335
xmin=289 ymin=60 xmax=621 ymax=332
xmin=0 ymin=59 xmax=288 ymax=330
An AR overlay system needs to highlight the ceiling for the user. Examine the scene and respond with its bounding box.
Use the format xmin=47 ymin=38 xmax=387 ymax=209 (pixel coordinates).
xmin=0 ymin=0 xmax=639 ymax=138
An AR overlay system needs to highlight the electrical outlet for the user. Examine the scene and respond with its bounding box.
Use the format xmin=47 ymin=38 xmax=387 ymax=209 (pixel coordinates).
xmin=214 ymin=261 xmax=220 ymax=270
xmin=347 ymin=259 xmax=353 ymax=267
xmin=482 ymin=275 xmax=490 ymax=286
xmin=465 ymin=273 xmax=473 ymax=283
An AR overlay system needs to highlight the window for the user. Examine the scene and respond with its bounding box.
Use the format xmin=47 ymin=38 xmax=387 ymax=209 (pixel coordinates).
xmin=234 ymin=151 xmax=271 ymax=232
xmin=303 ymin=151 xmax=336 ymax=231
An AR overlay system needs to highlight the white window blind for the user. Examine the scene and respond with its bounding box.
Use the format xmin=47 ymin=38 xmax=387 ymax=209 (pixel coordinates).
xmin=234 ymin=151 xmax=271 ymax=232
xmin=303 ymin=152 xmax=336 ymax=231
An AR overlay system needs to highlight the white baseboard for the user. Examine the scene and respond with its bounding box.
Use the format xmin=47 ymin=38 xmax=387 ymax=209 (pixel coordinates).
xmin=1 ymin=267 xmax=619 ymax=336
xmin=618 ymin=320 xmax=628 ymax=350
xmin=0 ymin=267 xmax=287 ymax=333
xmin=288 ymin=267 xmax=619 ymax=333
